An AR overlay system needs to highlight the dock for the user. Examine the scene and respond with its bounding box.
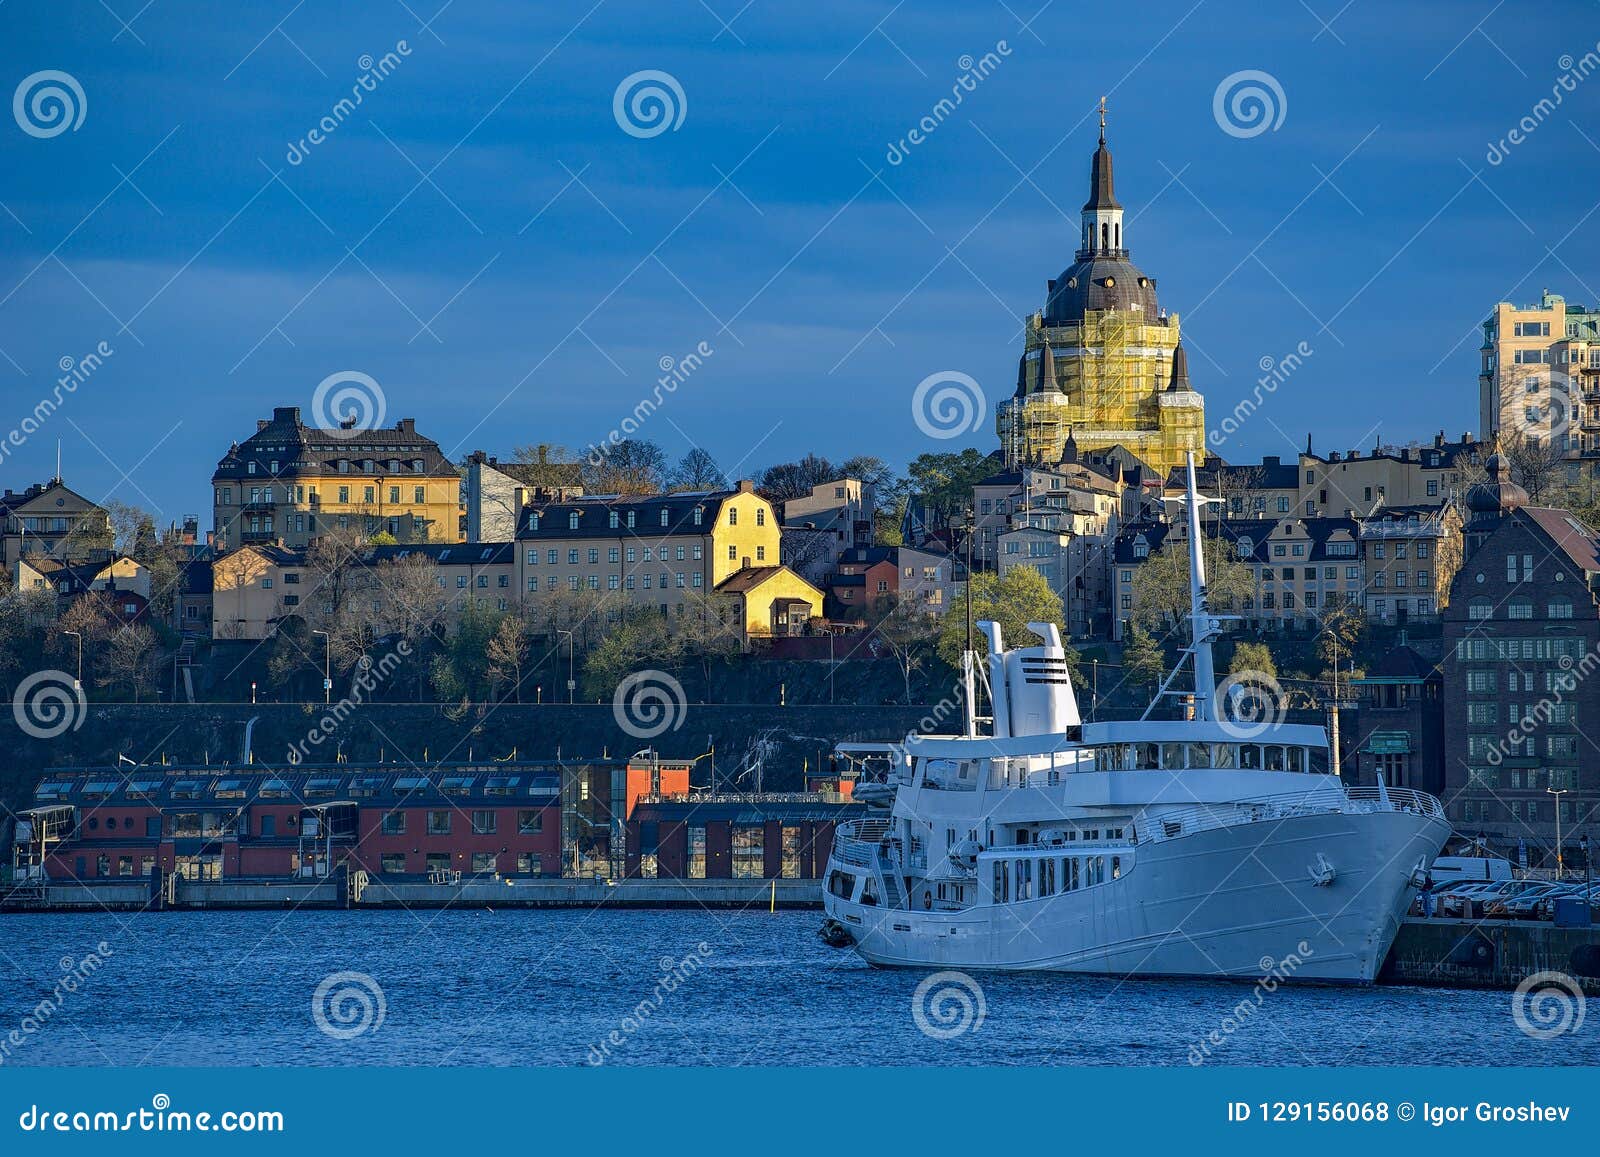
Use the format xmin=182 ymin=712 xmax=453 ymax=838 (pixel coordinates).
xmin=0 ymin=874 xmax=824 ymax=913
xmin=1381 ymin=916 xmax=1600 ymax=990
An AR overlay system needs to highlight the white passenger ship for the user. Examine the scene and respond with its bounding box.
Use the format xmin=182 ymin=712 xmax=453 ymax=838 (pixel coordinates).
xmin=820 ymin=454 xmax=1449 ymax=983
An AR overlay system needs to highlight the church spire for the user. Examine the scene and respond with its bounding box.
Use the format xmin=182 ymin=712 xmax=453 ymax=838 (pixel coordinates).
xmin=1080 ymin=97 xmax=1124 ymax=256
xmin=1166 ymin=342 xmax=1191 ymax=392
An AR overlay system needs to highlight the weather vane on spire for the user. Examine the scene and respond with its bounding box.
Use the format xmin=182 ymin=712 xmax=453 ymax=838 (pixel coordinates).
xmin=1098 ymin=95 xmax=1107 ymax=135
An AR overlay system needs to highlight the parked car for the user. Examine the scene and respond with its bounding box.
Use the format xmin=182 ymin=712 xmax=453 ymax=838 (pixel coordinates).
xmin=1536 ymin=883 xmax=1600 ymax=921
xmin=1489 ymin=883 xmax=1572 ymax=919
xmin=1437 ymin=882 xmax=1501 ymax=917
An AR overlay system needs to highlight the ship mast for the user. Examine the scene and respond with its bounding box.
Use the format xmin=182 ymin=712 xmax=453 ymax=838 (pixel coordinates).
xmin=1182 ymin=451 xmax=1219 ymax=721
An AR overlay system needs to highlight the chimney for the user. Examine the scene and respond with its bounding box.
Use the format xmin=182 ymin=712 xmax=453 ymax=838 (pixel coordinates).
xmin=737 ymin=479 xmax=754 ymax=493
xmin=397 ymin=418 xmax=416 ymax=434
xmin=257 ymin=420 xmax=270 ymax=432
xmin=272 ymin=406 xmax=300 ymax=424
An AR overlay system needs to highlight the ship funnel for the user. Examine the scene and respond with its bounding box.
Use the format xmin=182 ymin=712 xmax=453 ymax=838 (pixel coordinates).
xmin=977 ymin=621 xmax=1010 ymax=739
xmin=1004 ymin=621 xmax=1081 ymax=736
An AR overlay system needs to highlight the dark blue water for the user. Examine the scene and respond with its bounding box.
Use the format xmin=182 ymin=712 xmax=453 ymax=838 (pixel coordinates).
xmin=0 ymin=911 xmax=1593 ymax=1066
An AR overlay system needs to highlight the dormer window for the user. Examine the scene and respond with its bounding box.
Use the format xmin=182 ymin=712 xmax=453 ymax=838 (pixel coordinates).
xmin=412 ymin=459 xmax=424 ymax=472
xmin=1132 ymin=535 xmax=1149 ymax=559
xmin=1237 ymin=537 xmax=1253 ymax=559
xmin=693 ymin=507 xmax=703 ymax=526
xmin=660 ymin=509 xmax=669 ymax=527
xmin=627 ymin=510 xmax=636 ymax=529
xmin=269 ymin=460 xmax=279 ymax=473
xmin=528 ymin=513 xmax=539 ymax=531
xmin=568 ymin=512 xmax=579 ymax=530
xmin=247 ymin=462 xmax=257 ymax=475
xmin=609 ymin=511 xmax=619 ymax=529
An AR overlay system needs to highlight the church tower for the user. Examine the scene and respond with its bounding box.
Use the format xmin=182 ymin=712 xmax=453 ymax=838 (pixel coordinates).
xmin=997 ymin=103 xmax=1205 ymax=476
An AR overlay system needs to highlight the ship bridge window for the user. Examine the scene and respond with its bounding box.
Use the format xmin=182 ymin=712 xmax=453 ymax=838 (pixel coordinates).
xmin=1186 ymin=743 xmax=1210 ymax=769
xmin=1211 ymin=744 xmax=1236 ymax=769
xmin=1287 ymin=747 xmax=1306 ymax=773
xmin=1264 ymin=746 xmax=1285 ymax=772
xmin=1240 ymin=746 xmax=1262 ymax=770
xmin=1161 ymin=743 xmax=1184 ymax=769
xmin=1135 ymin=743 xmax=1159 ymax=770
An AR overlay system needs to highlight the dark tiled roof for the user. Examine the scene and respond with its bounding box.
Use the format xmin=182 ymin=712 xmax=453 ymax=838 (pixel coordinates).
xmin=715 ymin=565 xmax=789 ymax=593
xmin=1359 ymin=645 xmax=1439 ymax=683
xmin=518 ymin=490 xmax=740 ymax=540
xmin=363 ymin=542 xmax=513 ymax=566
xmin=632 ymin=798 xmax=861 ymax=824
xmin=213 ymin=407 xmax=458 ymax=482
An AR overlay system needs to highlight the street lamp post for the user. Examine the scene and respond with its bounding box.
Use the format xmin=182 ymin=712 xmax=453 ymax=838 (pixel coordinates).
xmin=312 ymin=629 xmax=331 ymax=704
xmin=1583 ymin=832 xmax=1592 ymax=895
xmin=61 ymin=630 xmax=82 ymax=690
xmin=557 ymin=630 xmax=575 ymax=703
xmin=1549 ymin=787 xmax=1569 ymax=876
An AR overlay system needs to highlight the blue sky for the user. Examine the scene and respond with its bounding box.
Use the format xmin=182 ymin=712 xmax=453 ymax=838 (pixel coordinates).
xmin=1 ymin=0 xmax=1595 ymax=524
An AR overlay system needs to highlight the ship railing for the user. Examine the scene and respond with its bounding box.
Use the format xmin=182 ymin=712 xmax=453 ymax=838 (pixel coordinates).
xmin=832 ymin=819 xmax=892 ymax=869
xmin=1345 ymin=785 xmax=1445 ymax=818
xmin=1139 ymin=785 xmax=1442 ymax=844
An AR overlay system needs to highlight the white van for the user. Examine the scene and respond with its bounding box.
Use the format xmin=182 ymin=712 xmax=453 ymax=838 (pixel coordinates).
xmin=1430 ymin=855 xmax=1513 ymax=886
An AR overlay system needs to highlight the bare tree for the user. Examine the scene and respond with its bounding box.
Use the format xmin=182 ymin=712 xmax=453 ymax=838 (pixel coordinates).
xmin=669 ymin=448 xmax=728 ymax=492
xmin=101 ymin=623 xmax=159 ymax=701
xmin=486 ymin=613 xmax=531 ymax=702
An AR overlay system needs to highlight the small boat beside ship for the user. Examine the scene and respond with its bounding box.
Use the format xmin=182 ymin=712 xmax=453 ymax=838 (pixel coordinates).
xmin=820 ymin=452 xmax=1451 ymax=983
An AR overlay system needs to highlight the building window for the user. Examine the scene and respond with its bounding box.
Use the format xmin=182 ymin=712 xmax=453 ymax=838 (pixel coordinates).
xmin=380 ymin=854 xmax=406 ymax=874
xmin=732 ymin=826 xmax=765 ymax=878
xmin=381 ymin=811 xmax=406 ymax=834
xmin=471 ymin=810 xmax=496 ymax=834
xmin=471 ymin=852 xmax=497 ymax=874
xmin=517 ymin=810 xmax=543 ymax=834
xmin=728 ymin=508 xmax=738 ymax=526
xmin=781 ymin=826 xmax=802 ymax=879
xmin=428 ymin=811 xmax=451 ymax=835
xmin=688 ymin=826 xmax=706 ymax=879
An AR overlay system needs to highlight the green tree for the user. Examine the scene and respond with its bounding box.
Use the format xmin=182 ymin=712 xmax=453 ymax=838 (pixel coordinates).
xmin=937 ymin=566 xmax=1071 ymax=672
xmin=1121 ymin=623 xmax=1167 ymax=690
xmin=1229 ymin=641 xmax=1278 ymax=679
xmin=582 ymin=606 xmax=672 ymax=700
xmin=430 ymin=600 xmax=502 ymax=701
xmin=905 ymin=448 xmax=994 ymax=529
xmin=1129 ymin=533 xmax=1255 ymax=632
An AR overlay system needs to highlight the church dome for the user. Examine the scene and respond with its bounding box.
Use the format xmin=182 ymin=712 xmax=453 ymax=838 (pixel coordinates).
xmin=1045 ymin=257 xmax=1159 ymax=324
